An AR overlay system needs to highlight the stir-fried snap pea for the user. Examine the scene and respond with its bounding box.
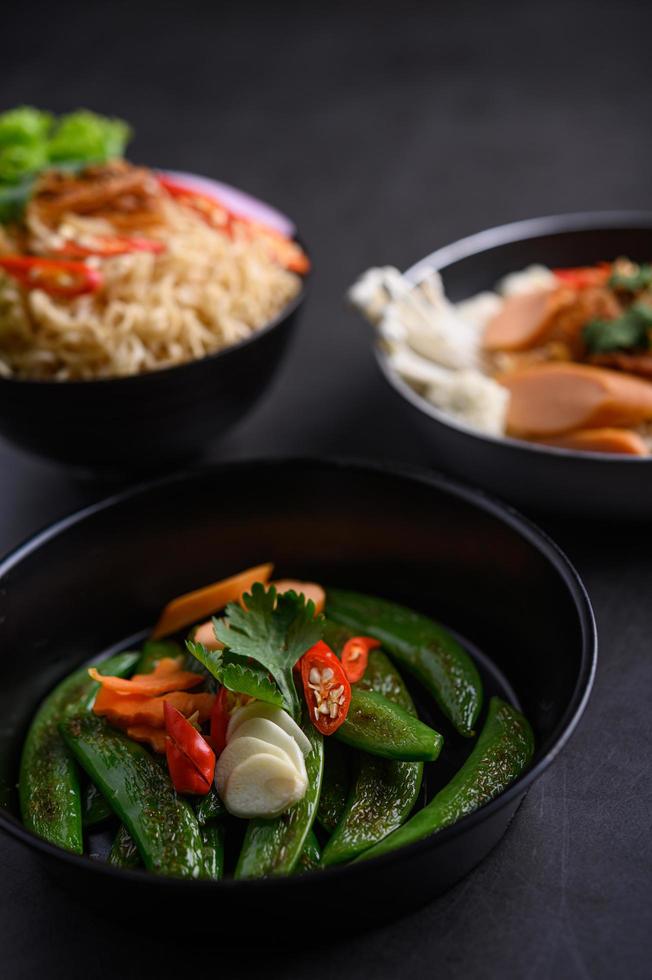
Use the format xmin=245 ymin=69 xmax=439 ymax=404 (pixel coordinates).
xmin=322 ymin=641 xmax=423 ymax=866
xmin=201 ymin=823 xmax=225 ymax=880
xmin=60 ymin=713 xmax=205 ymax=878
xmin=359 ymin=697 xmax=534 ymax=861
xmin=327 ymin=590 xmax=483 ymax=737
xmin=109 ymin=823 xmax=141 ymax=869
xmin=19 ymin=651 xmax=138 ymax=853
xmin=335 ymin=687 xmax=443 ymax=762
xmin=316 ymin=738 xmax=350 ymax=833
xmin=295 ymin=829 xmax=321 ymax=874
xmin=83 ymin=780 xmax=113 ymax=827
xmin=196 ymin=787 xmax=227 ymax=826
xmin=235 ymin=716 xmax=324 ymax=878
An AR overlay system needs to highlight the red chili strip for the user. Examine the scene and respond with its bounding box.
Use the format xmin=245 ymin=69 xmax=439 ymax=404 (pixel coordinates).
xmin=341 ymin=635 xmax=380 ymax=683
xmin=56 ymin=235 xmax=165 ymax=258
xmin=164 ymin=702 xmax=215 ymax=795
xmin=0 ymin=255 xmax=102 ymax=297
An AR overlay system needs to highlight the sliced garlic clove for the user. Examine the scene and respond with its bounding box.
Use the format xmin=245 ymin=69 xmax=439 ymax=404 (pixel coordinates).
xmin=215 ymin=735 xmax=292 ymax=797
xmin=224 ymin=753 xmax=307 ymax=819
xmin=226 ymin=702 xmax=312 ymax=756
xmin=233 ymin=717 xmax=307 ymax=780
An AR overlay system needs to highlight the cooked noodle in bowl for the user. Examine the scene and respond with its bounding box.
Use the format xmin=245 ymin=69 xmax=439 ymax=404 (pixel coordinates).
xmin=0 ymin=166 xmax=306 ymax=381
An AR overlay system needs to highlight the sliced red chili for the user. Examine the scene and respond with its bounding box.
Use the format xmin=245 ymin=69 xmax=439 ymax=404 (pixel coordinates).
xmin=0 ymin=255 xmax=102 ymax=297
xmin=238 ymin=220 xmax=311 ymax=274
xmin=209 ymin=687 xmax=230 ymax=755
xmin=209 ymin=686 xmax=252 ymax=754
xmin=157 ymin=175 xmax=310 ymax=273
xmin=158 ymin=175 xmax=234 ymax=235
xmin=300 ymin=641 xmax=351 ymax=735
xmin=341 ymin=635 xmax=380 ymax=683
xmin=553 ymin=265 xmax=611 ymax=289
xmin=56 ymin=235 xmax=166 ymax=258
xmin=164 ymin=701 xmax=215 ymax=795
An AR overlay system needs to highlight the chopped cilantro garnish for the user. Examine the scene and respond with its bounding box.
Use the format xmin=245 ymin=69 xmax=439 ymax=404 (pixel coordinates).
xmin=583 ymin=303 xmax=652 ymax=354
xmin=609 ymin=263 xmax=652 ymax=294
xmin=187 ymin=584 xmax=323 ymax=719
xmin=186 ymin=639 xmax=284 ymax=708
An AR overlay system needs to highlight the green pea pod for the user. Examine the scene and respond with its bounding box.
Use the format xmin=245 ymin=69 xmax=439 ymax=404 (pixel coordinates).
xmin=359 ymin=697 xmax=534 ymax=861
xmin=327 ymin=590 xmax=483 ymax=737
xmin=323 ymin=646 xmax=423 ymax=866
xmin=335 ymin=687 xmax=443 ymax=762
xmin=19 ymin=651 xmax=138 ymax=854
xmin=295 ymin=830 xmax=321 ymax=874
xmin=201 ymin=824 xmax=225 ymax=880
xmin=60 ymin=713 xmax=205 ymax=878
xmin=109 ymin=823 xmax=141 ymax=869
xmin=316 ymin=738 xmax=350 ymax=833
xmin=82 ymin=781 xmax=113 ymax=827
xmin=102 ymin=641 xmax=184 ymax=847
xmin=195 ymin=787 xmax=227 ymax=826
xmin=235 ymin=717 xmax=324 ymax=878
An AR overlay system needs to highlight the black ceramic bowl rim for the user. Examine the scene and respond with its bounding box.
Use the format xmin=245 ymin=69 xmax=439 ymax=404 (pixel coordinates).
xmin=0 ymin=175 xmax=310 ymax=389
xmin=376 ymin=209 xmax=652 ymax=464
xmin=0 ymin=458 xmax=597 ymax=892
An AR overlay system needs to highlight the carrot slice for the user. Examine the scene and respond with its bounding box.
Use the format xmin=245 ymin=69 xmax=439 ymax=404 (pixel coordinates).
xmin=94 ymin=688 xmax=215 ymax=728
xmin=143 ymin=656 xmax=184 ymax=676
xmin=269 ymin=579 xmax=325 ymax=616
xmin=500 ymin=362 xmax=652 ymax=437
xmin=126 ymin=725 xmax=168 ymax=753
xmin=151 ymin=563 xmax=274 ymax=639
xmin=88 ymin=662 xmax=203 ymax=696
xmin=536 ymin=427 xmax=648 ymax=456
xmin=193 ymin=620 xmax=225 ymax=652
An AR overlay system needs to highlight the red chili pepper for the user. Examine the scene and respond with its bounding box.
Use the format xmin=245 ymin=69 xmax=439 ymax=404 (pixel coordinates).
xmin=210 ymin=687 xmax=230 ymax=755
xmin=56 ymin=235 xmax=166 ymax=258
xmin=341 ymin=636 xmax=380 ymax=683
xmin=0 ymin=255 xmax=102 ymax=298
xmin=157 ymin=176 xmax=310 ymax=273
xmin=158 ymin=175 xmax=235 ymax=235
xmin=300 ymin=641 xmax=351 ymax=735
xmin=209 ymin=686 xmax=253 ymax=754
xmin=164 ymin=701 xmax=215 ymax=795
xmin=238 ymin=220 xmax=311 ymax=274
xmin=553 ymin=264 xmax=611 ymax=289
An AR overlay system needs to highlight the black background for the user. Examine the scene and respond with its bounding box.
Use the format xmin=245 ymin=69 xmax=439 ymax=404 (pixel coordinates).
xmin=2 ymin=2 xmax=652 ymax=977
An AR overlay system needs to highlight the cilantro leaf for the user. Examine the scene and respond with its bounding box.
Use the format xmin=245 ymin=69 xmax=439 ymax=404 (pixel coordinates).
xmin=609 ymin=263 xmax=652 ymax=294
xmin=583 ymin=304 xmax=652 ymax=354
xmin=213 ymin=584 xmax=323 ymax=720
xmin=186 ymin=640 xmax=283 ymax=707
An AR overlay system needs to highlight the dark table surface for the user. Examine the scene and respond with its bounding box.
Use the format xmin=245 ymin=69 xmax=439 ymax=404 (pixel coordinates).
xmin=3 ymin=1 xmax=651 ymax=977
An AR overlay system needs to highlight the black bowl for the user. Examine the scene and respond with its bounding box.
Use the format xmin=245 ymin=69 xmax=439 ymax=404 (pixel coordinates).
xmin=376 ymin=211 xmax=652 ymax=518
xmin=0 ymin=459 xmax=595 ymax=932
xmin=0 ymin=257 xmax=308 ymax=472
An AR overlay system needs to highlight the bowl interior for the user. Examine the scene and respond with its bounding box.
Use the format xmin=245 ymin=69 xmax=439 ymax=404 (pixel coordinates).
xmin=411 ymin=216 xmax=652 ymax=300
xmin=0 ymin=461 xmax=594 ymax=850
